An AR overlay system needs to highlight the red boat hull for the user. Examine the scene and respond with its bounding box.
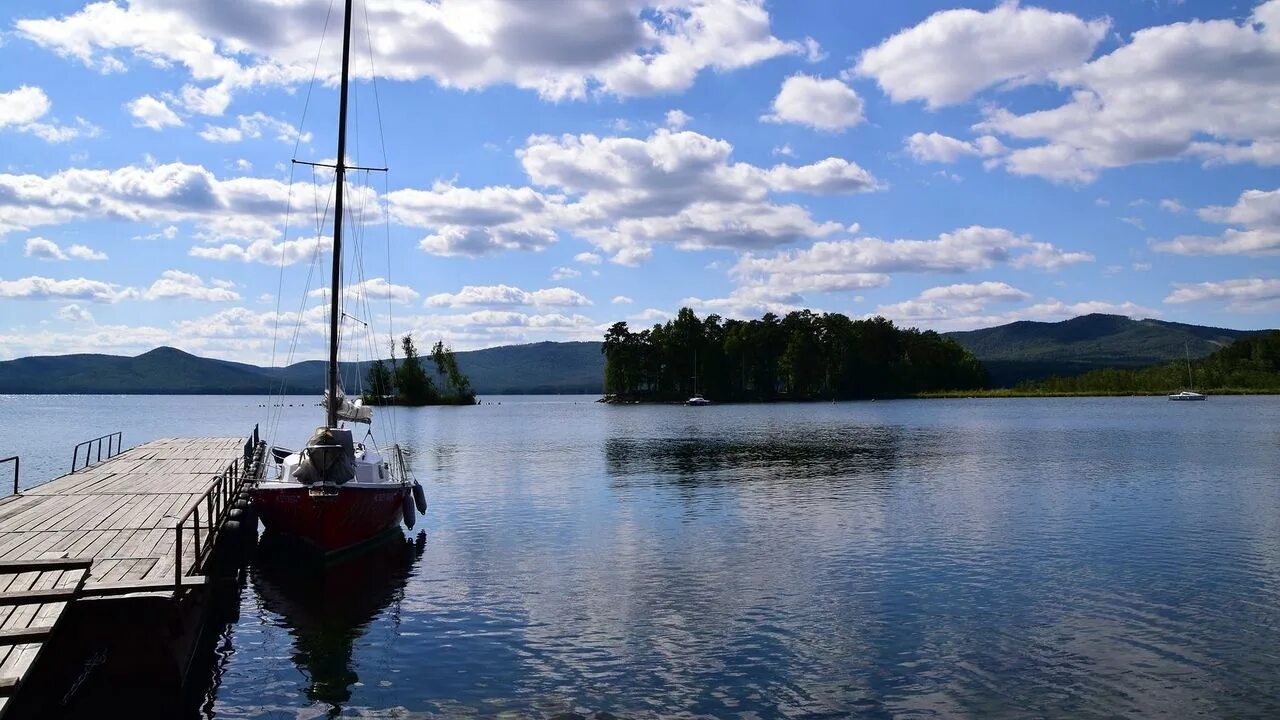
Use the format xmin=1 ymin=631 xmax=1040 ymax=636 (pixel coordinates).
xmin=252 ymin=484 xmax=409 ymax=554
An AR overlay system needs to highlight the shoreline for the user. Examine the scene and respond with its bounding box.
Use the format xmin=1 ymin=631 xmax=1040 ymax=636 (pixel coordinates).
xmin=600 ymin=388 xmax=1280 ymax=404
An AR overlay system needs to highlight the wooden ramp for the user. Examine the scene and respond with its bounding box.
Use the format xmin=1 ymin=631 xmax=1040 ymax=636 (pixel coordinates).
xmin=0 ymin=438 xmax=248 ymax=592
xmin=0 ymin=558 xmax=91 ymax=717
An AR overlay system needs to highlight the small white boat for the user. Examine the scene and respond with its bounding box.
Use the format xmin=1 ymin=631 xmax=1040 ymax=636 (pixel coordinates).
xmin=686 ymin=394 xmax=711 ymax=406
xmin=1168 ymin=342 xmax=1208 ymax=401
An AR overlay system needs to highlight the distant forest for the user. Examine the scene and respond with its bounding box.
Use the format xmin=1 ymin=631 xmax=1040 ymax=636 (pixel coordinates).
xmin=1025 ymin=331 xmax=1280 ymax=394
xmin=602 ymin=308 xmax=988 ymax=401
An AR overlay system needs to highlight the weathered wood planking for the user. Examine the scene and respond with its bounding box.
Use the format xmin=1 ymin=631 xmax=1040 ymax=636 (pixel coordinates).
xmin=0 ymin=559 xmax=90 ymax=718
xmin=0 ymin=438 xmax=245 ymax=593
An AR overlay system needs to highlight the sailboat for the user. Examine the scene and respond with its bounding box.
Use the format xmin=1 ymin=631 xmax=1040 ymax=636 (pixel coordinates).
xmin=251 ymin=0 xmax=427 ymax=553
xmin=686 ymin=350 xmax=710 ymax=406
xmin=1168 ymin=342 xmax=1207 ymax=401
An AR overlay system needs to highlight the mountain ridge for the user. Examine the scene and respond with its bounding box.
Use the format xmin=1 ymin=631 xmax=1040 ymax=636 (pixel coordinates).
xmin=0 ymin=315 xmax=1272 ymax=394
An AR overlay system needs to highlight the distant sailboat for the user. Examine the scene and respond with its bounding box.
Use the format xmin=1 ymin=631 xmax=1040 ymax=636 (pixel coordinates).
xmin=1169 ymin=342 xmax=1207 ymax=401
xmin=687 ymin=350 xmax=710 ymax=406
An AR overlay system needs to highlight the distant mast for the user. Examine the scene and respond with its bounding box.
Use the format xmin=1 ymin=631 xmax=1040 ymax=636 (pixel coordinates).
xmin=326 ymin=0 xmax=355 ymax=429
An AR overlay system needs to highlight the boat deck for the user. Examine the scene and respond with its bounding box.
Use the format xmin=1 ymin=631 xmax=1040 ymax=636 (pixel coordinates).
xmin=0 ymin=438 xmax=248 ymax=592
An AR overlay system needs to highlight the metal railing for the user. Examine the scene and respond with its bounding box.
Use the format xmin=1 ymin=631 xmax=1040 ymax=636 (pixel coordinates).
xmin=71 ymin=432 xmax=123 ymax=473
xmin=173 ymin=433 xmax=265 ymax=588
xmin=1 ymin=456 xmax=17 ymax=496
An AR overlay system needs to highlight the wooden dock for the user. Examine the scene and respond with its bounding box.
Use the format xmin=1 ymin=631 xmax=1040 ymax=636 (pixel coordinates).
xmin=0 ymin=436 xmax=260 ymax=715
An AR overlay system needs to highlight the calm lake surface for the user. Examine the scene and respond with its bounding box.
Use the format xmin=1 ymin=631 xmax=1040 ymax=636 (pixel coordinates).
xmin=3 ymin=394 xmax=1280 ymax=719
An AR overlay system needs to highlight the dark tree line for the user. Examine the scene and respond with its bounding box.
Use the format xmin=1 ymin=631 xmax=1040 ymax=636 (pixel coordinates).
xmin=1028 ymin=330 xmax=1280 ymax=394
xmin=364 ymin=335 xmax=476 ymax=406
xmin=603 ymin=308 xmax=988 ymax=401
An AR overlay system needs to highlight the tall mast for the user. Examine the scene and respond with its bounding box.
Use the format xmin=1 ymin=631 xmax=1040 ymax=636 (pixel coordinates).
xmin=327 ymin=0 xmax=354 ymax=428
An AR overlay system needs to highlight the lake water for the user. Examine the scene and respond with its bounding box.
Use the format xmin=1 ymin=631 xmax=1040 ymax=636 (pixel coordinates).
xmin=3 ymin=394 xmax=1279 ymax=719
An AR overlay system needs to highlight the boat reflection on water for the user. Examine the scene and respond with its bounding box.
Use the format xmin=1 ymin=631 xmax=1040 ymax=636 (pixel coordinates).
xmin=250 ymin=529 xmax=426 ymax=709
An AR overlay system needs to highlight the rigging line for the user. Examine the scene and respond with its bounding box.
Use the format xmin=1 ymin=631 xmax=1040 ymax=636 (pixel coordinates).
xmin=360 ymin=0 xmax=390 ymax=169
xmin=265 ymin=160 xmax=299 ymax=441
xmin=290 ymin=0 xmax=338 ymax=163
xmin=269 ymin=169 xmax=334 ymax=445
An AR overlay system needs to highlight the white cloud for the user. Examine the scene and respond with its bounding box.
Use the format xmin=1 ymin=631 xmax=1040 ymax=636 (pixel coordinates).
xmin=425 ymin=284 xmax=591 ymax=309
xmin=1153 ymin=188 xmax=1280 ymax=256
xmin=66 ymin=244 xmax=108 ymax=260
xmin=23 ymin=237 xmax=107 ymax=261
xmin=629 ymin=307 xmax=674 ymax=323
xmin=0 ymin=85 xmax=97 ymax=143
xmin=1164 ymin=278 xmax=1280 ymax=312
xmin=978 ymin=2 xmax=1280 ymax=182
xmin=665 ymin=109 xmax=692 ymax=129
xmin=126 ymin=95 xmax=183 ymax=130
xmin=611 ymin=295 xmax=634 ymax=304
xmin=574 ymin=252 xmax=602 ymax=265
xmin=519 ymin=128 xmax=879 ymax=263
xmin=762 ymin=74 xmax=864 ymax=131
xmin=387 ymin=182 xmax=560 ymax=258
xmin=143 ymin=269 xmax=240 ymax=302
xmin=1159 ymin=199 xmax=1184 ymax=214
xmin=772 ymin=144 xmax=795 ymax=157
xmin=0 ymin=162 xmax=298 ymax=240
xmin=735 ymin=226 xmax=1090 ymax=292
xmin=309 ymin=278 xmax=420 ymax=305
xmin=0 ymin=276 xmax=133 ymax=303
xmin=551 ymin=266 xmax=581 ymax=281
xmin=0 ymin=86 xmax=52 ymax=127
xmin=17 ymin=0 xmax=801 ymax=110
xmin=905 ymin=132 xmax=1004 ymax=163
xmin=198 ymin=112 xmax=310 ymax=144
xmin=874 ymin=281 xmax=1032 ymax=326
xmin=56 ymin=303 xmax=94 ymax=323
xmin=189 ymin=236 xmax=328 ymax=265
xmin=855 ymin=3 xmax=1108 ymax=108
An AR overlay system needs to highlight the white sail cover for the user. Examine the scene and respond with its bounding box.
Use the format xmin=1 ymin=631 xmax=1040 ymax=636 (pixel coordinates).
xmin=324 ymin=390 xmax=373 ymax=424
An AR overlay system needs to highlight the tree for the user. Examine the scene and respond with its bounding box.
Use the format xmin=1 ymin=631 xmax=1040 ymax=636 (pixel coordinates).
xmin=395 ymin=335 xmax=437 ymax=405
xmin=364 ymin=358 xmax=393 ymax=403
xmin=431 ymin=340 xmax=475 ymax=403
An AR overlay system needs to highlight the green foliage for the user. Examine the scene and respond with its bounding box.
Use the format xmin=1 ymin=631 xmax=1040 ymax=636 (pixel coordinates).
xmin=431 ymin=340 xmax=475 ymax=403
xmin=364 ymin=359 xmax=393 ymax=402
xmin=603 ymin=308 xmax=988 ymax=401
xmin=1025 ymin=331 xmax=1280 ymax=394
xmin=393 ymin=335 xmax=437 ymax=405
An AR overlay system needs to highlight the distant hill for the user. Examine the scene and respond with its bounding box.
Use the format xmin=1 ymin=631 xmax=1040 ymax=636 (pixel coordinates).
xmin=0 ymin=342 xmax=605 ymax=395
xmin=945 ymin=314 xmax=1266 ymax=386
xmin=1 ymin=315 xmax=1271 ymax=393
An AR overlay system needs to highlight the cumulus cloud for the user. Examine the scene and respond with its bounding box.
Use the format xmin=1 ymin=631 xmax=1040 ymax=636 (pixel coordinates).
xmin=1164 ymin=277 xmax=1280 ymax=312
xmin=978 ymin=2 xmax=1280 ymax=182
xmin=198 ymin=112 xmax=311 ymax=144
xmin=23 ymin=237 xmax=107 ymax=261
xmin=855 ymin=2 xmax=1108 ymax=108
xmin=126 ymin=95 xmax=182 ymax=129
xmin=143 ymin=269 xmax=240 ymax=302
xmin=574 ymin=252 xmax=602 ymax=265
xmin=424 ymin=284 xmax=590 ymax=309
xmin=17 ymin=0 xmax=802 ymax=111
xmin=0 ymin=162 xmax=300 ymax=240
xmin=905 ymin=132 xmax=1004 ymax=163
xmin=0 ymin=85 xmax=97 ymax=142
xmin=611 ymin=295 xmax=634 ymax=304
xmin=0 ymin=276 xmax=133 ymax=303
xmin=762 ymin=74 xmax=864 ymax=131
xmin=308 ymin=277 xmax=420 ymax=304
xmin=189 ymin=236 xmax=328 ymax=265
xmin=519 ymin=128 xmax=879 ymax=263
xmin=387 ymin=182 xmax=560 ymax=257
xmin=665 ymin=109 xmax=692 ymax=129
xmin=551 ymin=266 xmax=582 ymax=281
xmin=56 ymin=303 xmax=94 ymax=323
xmin=1152 ymin=188 xmax=1280 ymax=256
xmin=873 ymin=281 xmax=1032 ymax=326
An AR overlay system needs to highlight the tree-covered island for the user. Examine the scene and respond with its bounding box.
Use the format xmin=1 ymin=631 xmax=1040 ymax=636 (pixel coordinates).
xmin=602 ymin=308 xmax=988 ymax=402
xmin=364 ymin=335 xmax=476 ymax=406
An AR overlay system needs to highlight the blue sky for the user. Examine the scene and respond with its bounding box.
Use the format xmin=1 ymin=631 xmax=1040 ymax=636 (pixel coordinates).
xmin=0 ymin=0 xmax=1277 ymax=363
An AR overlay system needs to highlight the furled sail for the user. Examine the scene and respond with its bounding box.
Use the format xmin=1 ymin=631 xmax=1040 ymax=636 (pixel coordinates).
xmin=323 ymin=390 xmax=373 ymax=424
